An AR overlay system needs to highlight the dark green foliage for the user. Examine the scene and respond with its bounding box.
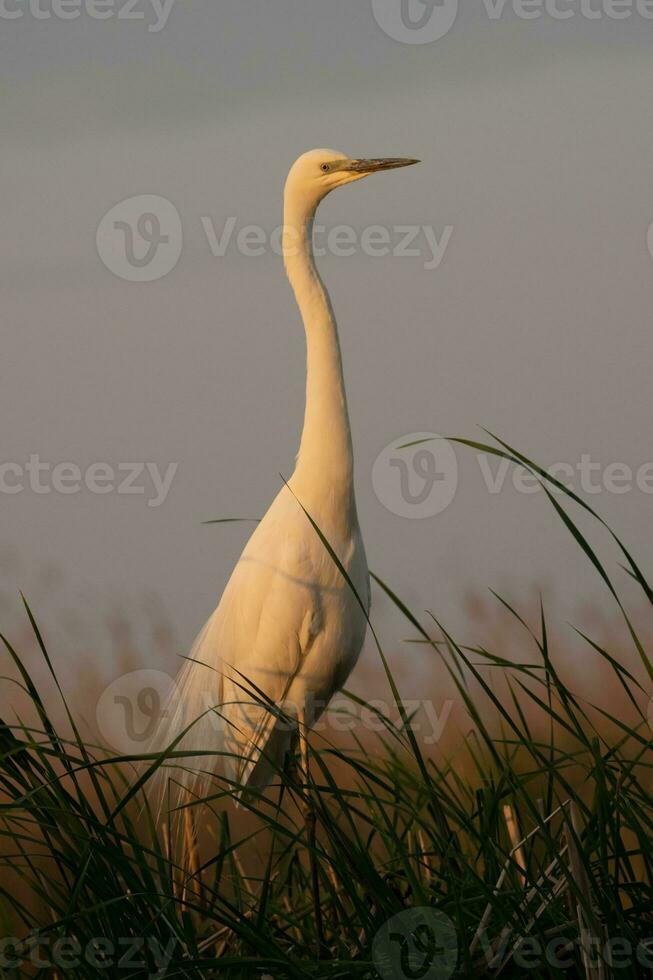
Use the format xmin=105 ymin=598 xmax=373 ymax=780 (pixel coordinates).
xmin=0 ymin=437 xmax=651 ymax=978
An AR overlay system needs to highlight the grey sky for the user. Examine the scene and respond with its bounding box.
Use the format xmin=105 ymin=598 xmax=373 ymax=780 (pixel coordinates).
xmin=2 ymin=1 xmax=653 ymax=678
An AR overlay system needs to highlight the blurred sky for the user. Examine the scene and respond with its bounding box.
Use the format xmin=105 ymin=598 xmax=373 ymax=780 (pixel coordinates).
xmin=2 ymin=1 xmax=653 ymax=676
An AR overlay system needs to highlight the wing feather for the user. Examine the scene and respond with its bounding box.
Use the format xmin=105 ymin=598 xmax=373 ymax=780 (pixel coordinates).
xmin=146 ymin=488 xmax=323 ymax=810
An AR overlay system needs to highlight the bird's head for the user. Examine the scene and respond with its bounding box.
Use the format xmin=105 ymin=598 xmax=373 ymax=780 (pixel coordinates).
xmin=284 ymin=148 xmax=419 ymax=215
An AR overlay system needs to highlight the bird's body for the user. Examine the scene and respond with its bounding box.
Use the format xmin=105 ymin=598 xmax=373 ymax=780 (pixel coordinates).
xmin=170 ymin=482 xmax=369 ymax=795
xmin=150 ymin=149 xmax=417 ymax=807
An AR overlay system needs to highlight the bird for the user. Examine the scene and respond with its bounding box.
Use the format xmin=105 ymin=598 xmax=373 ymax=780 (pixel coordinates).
xmin=147 ymin=149 xmax=419 ymax=815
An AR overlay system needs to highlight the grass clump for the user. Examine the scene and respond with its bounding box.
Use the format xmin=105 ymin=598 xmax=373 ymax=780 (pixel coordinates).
xmin=0 ymin=435 xmax=651 ymax=978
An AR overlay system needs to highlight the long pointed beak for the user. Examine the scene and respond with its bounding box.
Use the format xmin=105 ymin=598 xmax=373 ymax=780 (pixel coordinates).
xmin=342 ymin=157 xmax=420 ymax=174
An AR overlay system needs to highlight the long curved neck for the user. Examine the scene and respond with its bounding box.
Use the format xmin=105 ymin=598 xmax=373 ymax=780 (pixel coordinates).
xmin=284 ymin=191 xmax=355 ymax=511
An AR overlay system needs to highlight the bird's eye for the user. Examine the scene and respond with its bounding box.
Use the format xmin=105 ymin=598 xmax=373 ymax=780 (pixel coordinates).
xmin=320 ymin=164 xmax=329 ymax=172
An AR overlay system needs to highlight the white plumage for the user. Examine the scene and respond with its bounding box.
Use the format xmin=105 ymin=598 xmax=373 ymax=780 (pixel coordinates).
xmin=148 ymin=149 xmax=418 ymax=808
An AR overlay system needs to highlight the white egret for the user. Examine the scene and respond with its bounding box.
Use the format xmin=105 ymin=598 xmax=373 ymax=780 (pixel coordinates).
xmin=150 ymin=149 xmax=418 ymax=813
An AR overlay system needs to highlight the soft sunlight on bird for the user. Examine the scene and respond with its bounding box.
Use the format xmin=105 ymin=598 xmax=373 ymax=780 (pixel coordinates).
xmin=148 ymin=149 xmax=418 ymax=812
